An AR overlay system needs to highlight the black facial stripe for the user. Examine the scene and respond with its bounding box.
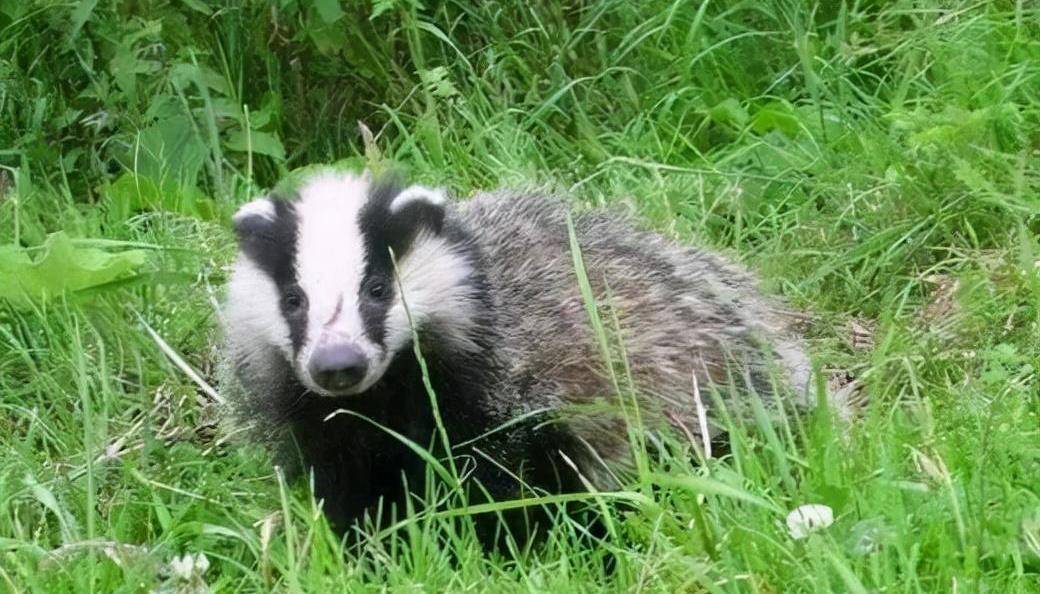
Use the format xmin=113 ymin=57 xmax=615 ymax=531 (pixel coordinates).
xmin=356 ymin=178 xmax=402 ymax=347
xmin=236 ymin=195 xmax=308 ymax=352
xmin=356 ymin=176 xmax=446 ymax=346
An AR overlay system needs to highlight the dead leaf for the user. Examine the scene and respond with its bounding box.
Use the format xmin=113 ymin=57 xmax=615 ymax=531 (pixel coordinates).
xmin=0 ymin=169 xmax=9 ymax=203
xmin=921 ymin=274 xmax=961 ymax=324
xmin=846 ymin=318 xmax=875 ymax=350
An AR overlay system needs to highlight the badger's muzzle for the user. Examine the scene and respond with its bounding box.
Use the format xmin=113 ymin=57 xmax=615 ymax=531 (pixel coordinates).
xmin=308 ymin=340 xmax=368 ymax=393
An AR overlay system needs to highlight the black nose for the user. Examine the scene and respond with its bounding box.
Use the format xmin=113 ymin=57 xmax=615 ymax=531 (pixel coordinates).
xmin=308 ymin=342 xmax=368 ymax=392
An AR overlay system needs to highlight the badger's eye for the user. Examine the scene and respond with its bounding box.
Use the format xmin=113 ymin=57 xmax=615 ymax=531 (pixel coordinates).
xmin=282 ymin=289 xmax=306 ymax=312
xmin=366 ymin=281 xmax=388 ymax=300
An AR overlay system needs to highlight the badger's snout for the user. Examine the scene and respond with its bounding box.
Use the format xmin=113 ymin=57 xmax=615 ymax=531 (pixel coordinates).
xmin=308 ymin=340 xmax=368 ymax=393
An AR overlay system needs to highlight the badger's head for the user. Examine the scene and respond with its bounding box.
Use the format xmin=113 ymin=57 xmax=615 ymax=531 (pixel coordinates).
xmin=224 ymin=171 xmax=479 ymax=397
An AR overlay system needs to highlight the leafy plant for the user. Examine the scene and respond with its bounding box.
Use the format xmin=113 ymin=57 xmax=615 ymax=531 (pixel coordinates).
xmin=0 ymin=232 xmax=148 ymax=307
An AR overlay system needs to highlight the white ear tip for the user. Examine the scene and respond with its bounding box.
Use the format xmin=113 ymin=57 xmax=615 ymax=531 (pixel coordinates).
xmin=233 ymin=197 xmax=275 ymax=223
xmin=390 ymin=185 xmax=446 ymax=213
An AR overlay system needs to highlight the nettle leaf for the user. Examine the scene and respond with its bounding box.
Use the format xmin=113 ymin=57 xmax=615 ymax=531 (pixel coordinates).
xmin=225 ymin=130 xmax=286 ymax=161
xmin=210 ymin=97 xmax=244 ymax=123
xmin=247 ymin=94 xmax=282 ymax=129
xmin=144 ymin=93 xmax=183 ymax=121
xmin=708 ymin=97 xmax=749 ymax=128
xmin=751 ymin=100 xmax=803 ymax=137
xmin=108 ymin=22 xmax=163 ymax=100
xmin=104 ymin=174 xmax=215 ymax=221
xmin=419 ymin=67 xmax=458 ymax=99
xmin=0 ymin=232 xmax=148 ymax=307
xmin=170 ymin=62 xmax=231 ymax=96
xmin=307 ymin=22 xmax=349 ymax=55
xmin=69 ymin=0 xmax=98 ymax=40
xmin=132 ymin=114 xmax=209 ymax=186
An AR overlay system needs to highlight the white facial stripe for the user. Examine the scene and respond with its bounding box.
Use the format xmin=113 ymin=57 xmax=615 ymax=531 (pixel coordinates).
xmin=225 ymin=256 xmax=293 ymax=360
xmin=325 ymin=294 xmax=344 ymax=326
xmin=293 ymin=172 xmax=369 ymax=342
xmin=262 ymin=172 xmax=475 ymax=397
xmin=389 ymin=185 xmax=445 ymax=213
xmin=232 ymin=197 xmax=275 ymax=223
xmin=382 ymin=233 xmax=480 ymax=354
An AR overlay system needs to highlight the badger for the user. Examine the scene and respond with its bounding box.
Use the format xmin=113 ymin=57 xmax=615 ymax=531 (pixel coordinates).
xmin=221 ymin=169 xmax=813 ymax=537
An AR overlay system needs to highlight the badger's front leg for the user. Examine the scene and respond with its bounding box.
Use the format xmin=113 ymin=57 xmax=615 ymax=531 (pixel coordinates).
xmin=451 ymin=419 xmax=587 ymax=547
xmin=292 ymin=412 xmax=430 ymax=536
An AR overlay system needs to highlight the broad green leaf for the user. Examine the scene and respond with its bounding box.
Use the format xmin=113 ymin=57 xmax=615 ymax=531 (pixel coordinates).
xmin=370 ymin=0 xmax=396 ymax=20
xmin=225 ymin=130 xmax=286 ymax=161
xmin=308 ymin=22 xmax=349 ymax=54
xmin=69 ymin=0 xmax=98 ymax=40
xmin=244 ymin=94 xmax=280 ymax=129
xmin=169 ymin=62 xmax=230 ymax=96
xmin=179 ymin=0 xmax=212 ymax=15
xmin=132 ymin=114 xmax=208 ymax=186
xmin=110 ymin=44 xmax=141 ymax=99
xmin=314 ymin=0 xmax=345 ymax=23
xmin=751 ymin=100 xmax=802 ymax=137
xmin=144 ymin=93 xmax=183 ymax=121
xmin=0 ymin=232 xmax=148 ymax=307
xmin=24 ymin=473 xmax=79 ymax=543
xmin=104 ymin=174 xmax=215 ymax=220
xmin=708 ymin=97 xmax=749 ymax=128
xmin=210 ymin=97 xmax=243 ymax=121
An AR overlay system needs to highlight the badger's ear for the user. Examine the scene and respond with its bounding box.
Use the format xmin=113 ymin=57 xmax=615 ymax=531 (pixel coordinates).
xmin=387 ymin=185 xmax=447 ymax=236
xmin=232 ymin=196 xmax=277 ymax=242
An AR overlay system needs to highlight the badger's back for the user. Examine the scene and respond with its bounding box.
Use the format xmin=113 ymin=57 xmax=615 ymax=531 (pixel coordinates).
xmin=458 ymin=191 xmax=812 ymax=469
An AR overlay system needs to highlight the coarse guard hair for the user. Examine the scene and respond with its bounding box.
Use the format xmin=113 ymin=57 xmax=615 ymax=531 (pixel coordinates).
xmin=220 ymin=168 xmax=816 ymax=537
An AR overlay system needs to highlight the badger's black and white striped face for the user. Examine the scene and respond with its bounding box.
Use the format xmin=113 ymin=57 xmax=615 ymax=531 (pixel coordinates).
xmin=225 ymin=171 xmax=477 ymax=397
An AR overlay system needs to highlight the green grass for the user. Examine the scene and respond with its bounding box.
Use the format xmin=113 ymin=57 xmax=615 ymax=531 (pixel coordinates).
xmin=1 ymin=0 xmax=1039 ymax=591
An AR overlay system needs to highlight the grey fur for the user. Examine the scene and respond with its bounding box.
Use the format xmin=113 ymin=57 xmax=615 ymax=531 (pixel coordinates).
xmin=451 ymin=191 xmax=813 ymax=484
xmin=221 ymin=183 xmax=816 ymax=520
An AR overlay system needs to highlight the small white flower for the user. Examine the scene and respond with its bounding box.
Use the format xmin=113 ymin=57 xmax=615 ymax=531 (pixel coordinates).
xmin=168 ymin=553 xmax=210 ymax=581
xmin=786 ymin=504 xmax=834 ymax=539
xmin=193 ymin=553 xmax=210 ymax=574
xmin=168 ymin=554 xmax=194 ymax=580
xmin=159 ymin=553 xmax=212 ymax=594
